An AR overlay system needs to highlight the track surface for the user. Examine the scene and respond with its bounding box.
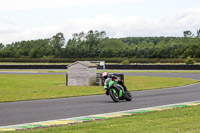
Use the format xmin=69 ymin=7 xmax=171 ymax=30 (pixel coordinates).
xmin=0 ymin=72 xmax=199 ymax=126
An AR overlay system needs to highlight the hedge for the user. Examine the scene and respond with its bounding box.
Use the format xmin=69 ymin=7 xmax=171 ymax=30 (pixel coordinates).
xmin=0 ymin=58 xmax=199 ymax=63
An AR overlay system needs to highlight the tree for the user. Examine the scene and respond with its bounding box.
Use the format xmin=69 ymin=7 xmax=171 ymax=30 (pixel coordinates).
xmin=0 ymin=43 xmax=4 ymax=50
xmin=196 ymin=29 xmax=200 ymax=38
xmin=183 ymin=30 xmax=194 ymax=38
xmin=65 ymin=30 xmax=107 ymax=58
xmin=49 ymin=32 xmax=65 ymax=57
xmin=97 ymin=39 xmax=126 ymax=49
xmin=99 ymin=48 xmax=117 ymax=58
xmin=0 ymin=43 xmax=4 ymax=57
xmin=29 ymin=47 xmax=42 ymax=58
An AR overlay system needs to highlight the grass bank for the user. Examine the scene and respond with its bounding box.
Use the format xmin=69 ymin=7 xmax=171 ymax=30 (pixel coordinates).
xmin=0 ymin=74 xmax=198 ymax=103
xmin=15 ymin=105 xmax=200 ymax=133
xmin=1 ymin=70 xmax=200 ymax=73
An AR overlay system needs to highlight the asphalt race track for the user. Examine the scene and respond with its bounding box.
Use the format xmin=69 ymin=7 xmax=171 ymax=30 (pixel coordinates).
xmin=0 ymin=72 xmax=199 ymax=126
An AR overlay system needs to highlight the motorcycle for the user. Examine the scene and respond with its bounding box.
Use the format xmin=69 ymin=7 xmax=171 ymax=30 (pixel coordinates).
xmin=104 ymin=76 xmax=132 ymax=102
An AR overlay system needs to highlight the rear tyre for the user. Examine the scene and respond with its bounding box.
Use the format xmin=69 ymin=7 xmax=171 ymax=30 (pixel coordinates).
xmin=109 ymin=89 xmax=120 ymax=102
xmin=124 ymin=90 xmax=132 ymax=101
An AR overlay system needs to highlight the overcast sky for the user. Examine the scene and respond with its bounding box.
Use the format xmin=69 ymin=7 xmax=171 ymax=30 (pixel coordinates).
xmin=0 ymin=0 xmax=200 ymax=44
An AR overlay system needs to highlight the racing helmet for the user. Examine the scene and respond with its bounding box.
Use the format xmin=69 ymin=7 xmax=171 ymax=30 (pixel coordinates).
xmin=102 ymin=72 xmax=108 ymax=79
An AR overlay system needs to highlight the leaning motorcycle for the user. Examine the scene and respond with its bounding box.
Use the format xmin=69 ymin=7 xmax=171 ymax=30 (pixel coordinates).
xmin=104 ymin=77 xmax=132 ymax=102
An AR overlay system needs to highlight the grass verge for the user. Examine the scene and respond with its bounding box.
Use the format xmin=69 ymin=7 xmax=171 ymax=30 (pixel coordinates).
xmin=14 ymin=105 xmax=200 ymax=133
xmin=0 ymin=74 xmax=198 ymax=103
xmin=99 ymin=70 xmax=200 ymax=73
xmin=1 ymin=70 xmax=200 ymax=73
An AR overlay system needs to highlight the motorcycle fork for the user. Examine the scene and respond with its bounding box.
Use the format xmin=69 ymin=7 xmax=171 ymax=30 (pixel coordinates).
xmin=119 ymin=90 xmax=123 ymax=97
xmin=111 ymin=89 xmax=116 ymax=93
xmin=113 ymin=88 xmax=123 ymax=97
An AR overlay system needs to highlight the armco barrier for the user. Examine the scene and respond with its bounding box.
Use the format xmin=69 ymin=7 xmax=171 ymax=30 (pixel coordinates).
xmin=0 ymin=64 xmax=200 ymax=70
xmin=104 ymin=64 xmax=200 ymax=70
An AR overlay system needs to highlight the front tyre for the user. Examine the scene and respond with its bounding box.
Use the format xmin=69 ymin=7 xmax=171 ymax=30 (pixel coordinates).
xmin=109 ymin=89 xmax=120 ymax=102
xmin=124 ymin=90 xmax=132 ymax=101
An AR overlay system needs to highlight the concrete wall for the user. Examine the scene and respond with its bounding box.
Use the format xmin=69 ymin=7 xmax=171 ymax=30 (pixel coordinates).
xmin=68 ymin=63 xmax=97 ymax=86
xmin=89 ymin=67 xmax=97 ymax=86
xmin=68 ymin=63 xmax=88 ymax=86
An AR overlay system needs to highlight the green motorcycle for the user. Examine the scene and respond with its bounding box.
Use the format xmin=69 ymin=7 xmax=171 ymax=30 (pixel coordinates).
xmin=104 ymin=77 xmax=132 ymax=102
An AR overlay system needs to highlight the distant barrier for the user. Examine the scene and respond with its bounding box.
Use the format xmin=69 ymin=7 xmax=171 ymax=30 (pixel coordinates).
xmin=102 ymin=64 xmax=200 ymax=70
xmin=0 ymin=64 xmax=200 ymax=70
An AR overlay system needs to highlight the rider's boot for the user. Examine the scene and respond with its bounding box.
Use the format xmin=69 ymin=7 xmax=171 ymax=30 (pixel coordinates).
xmin=119 ymin=81 xmax=128 ymax=92
xmin=105 ymin=89 xmax=109 ymax=95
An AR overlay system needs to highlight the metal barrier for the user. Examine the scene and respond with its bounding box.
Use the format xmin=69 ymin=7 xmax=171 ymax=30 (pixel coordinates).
xmin=0 ymin=64 xmax=200 ymax=70
xmin=66 ymin=74 xmax=68 ymax=86
xmin=104 ymin=64 xmax=200 ymax=70
xmin=96 ymin=73 xmax=102 ymax=86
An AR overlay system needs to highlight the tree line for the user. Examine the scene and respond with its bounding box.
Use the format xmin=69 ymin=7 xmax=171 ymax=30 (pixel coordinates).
xmin=0 ymin=30 xmax=200 ymax=59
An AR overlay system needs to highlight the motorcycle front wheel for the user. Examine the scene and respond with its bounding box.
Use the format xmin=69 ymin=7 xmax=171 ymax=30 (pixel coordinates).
xmin=109 ymin=89 xmax=120 ymax=102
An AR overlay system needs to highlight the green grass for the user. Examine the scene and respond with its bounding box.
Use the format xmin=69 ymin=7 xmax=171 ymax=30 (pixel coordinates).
xmin=15 ymin=105 xmax=200 ymax=133
xmin=98 ymin=70 xmax=200 ymax=73
xmin=0 ymin=70 xmax=68 ymax=73
xmin=1 ymin=70 xmax=200 ymax=73
xmin=0 ymin=74 xmax=198 ymax=103
xmin=0 ymin=62 xmax=70 ymax=65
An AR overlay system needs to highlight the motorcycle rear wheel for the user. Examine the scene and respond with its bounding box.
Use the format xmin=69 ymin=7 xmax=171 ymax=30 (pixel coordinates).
xmin=124 ymin=90 xmax=132 ymax=101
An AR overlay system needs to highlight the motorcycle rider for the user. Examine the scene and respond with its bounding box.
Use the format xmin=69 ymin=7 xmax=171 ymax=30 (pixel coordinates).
xmin=102 ymin=72 xmax=128 ymax=95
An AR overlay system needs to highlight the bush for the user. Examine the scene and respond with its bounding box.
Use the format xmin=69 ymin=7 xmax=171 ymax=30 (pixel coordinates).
xmin=121 ymin=59 xmax=129 ymax=65
xmin=185 ymin=57 xmax=195 ymax=64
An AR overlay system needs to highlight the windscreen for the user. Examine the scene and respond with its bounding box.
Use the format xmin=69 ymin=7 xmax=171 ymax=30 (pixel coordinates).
xmin=104 ymin=78 xmax=111 ymax=86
